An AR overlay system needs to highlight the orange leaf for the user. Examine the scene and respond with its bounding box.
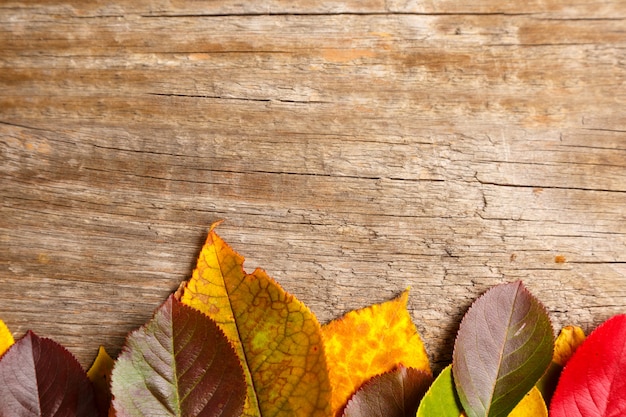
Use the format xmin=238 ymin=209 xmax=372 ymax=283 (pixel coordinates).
xmin=322 ymin=290 xmax=431 ymax=416
xmin=0 ymin=319 xmax=14 ymax=357
xmin=553 ymin=325 xmax=585 ymax=366
xmin=180 ymin=222 xmax=332 ymax=417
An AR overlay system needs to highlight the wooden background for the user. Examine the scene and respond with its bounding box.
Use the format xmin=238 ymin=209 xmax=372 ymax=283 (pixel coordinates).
xmin=1 ymin=1 xmax=625 ymax=371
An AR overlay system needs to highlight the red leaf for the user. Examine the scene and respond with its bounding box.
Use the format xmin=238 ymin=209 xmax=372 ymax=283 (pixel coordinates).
xmin=0 ymin=331 xmax=99 ymax=417
xmin=550 ymin=314 xmax=626 ymax=417
xmin=341 ymin=366 xmax=432 ymax=417
xmin=111 ymin=295 xmax=246 ymax=417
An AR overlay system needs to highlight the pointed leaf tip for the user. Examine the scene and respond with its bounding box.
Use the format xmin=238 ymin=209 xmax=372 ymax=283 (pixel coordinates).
xmin=323 ymin=290 xmax=431 ymax=416
xmin=416 ymin=365 xmax=463 ymax=417
xmin=181 ymin=225 xmax=332 ymax=417
xmin=88 ymin=346 xmax=115 ymax=417
xmin=342 ymin=366 xmax=432 ymax=417
xmin=0 ymin=331 xmax=98 ymax=417
xmin=452 ymin=281 xmax=554 ymax=417
xmin=111 ymin=295 xmax=246 ymax=417
xmin=0 ymin=319 xmax=14 ymax=357
xmin=550 ymin=314 xmax=626 ymax=417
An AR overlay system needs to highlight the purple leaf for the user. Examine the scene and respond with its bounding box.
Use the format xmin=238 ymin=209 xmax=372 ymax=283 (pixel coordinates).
xmin=452 ymin=281 xmax=554 ymax=417
xmin=0 ymin=331 xmax=99 ymax=417
xmin=111 ymin=295 xmax=246 ymax=417
xmin=342 ymin=366 xmax=432 ymax=417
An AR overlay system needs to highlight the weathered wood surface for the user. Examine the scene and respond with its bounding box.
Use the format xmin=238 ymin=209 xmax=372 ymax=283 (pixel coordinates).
xmin=1 ymin=1 xmax=625 ymax=371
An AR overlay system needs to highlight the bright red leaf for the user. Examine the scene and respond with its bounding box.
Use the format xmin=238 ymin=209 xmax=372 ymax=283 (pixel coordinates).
xmin=0 ymin=331 xmax=99 ymax=417
xmin=550 ymin=314 xmax=626 ymax=417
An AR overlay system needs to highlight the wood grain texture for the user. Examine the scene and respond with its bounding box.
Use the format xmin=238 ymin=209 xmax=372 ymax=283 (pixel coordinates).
xmin=1 ymin=1 xmax=625 ymax=371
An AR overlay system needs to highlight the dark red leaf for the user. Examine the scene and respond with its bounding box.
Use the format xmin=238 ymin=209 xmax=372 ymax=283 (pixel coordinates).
xmin=111 ymin=295 xmax=246 ymax=417
xmin=452 ymin=281 xmax=554 ymax=417
xmin=341 ymin=366 xmax=432 ymax=417
xmin=0 ymin=331 xmax=99 ymax=417
xmin=550 ymin=314 xmax=626 ymax=417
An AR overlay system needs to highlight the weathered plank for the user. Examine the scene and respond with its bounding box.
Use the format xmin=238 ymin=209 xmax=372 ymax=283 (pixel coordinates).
xmin=0 ymin=2 xmax=624 ymax=371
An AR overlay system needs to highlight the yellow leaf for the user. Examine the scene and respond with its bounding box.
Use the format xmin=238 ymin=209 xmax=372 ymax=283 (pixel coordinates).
xmin=457 ymin=387 xmax=547 ymax=417
xmin=507 ymin=387 xmax=548 ymax=417
xmin=0 ymin=319 xmax=14 ymax=357
xmin=321 ymin=290 xmax=431 ymax=416
xmin=181 ymin=223 xmax=331 ymax=417
xmin=553 ymin=325 xmax=585 ymax=366
xmin=87 ymin=346 xmax=114 ymax=416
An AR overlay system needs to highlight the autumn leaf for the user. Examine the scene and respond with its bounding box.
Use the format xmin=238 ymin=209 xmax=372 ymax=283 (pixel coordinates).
xmin=552 ymin=325 xmax=586 ymax=366
xmin=322 ymin=290 xmax=431 ymax=416
xmin=111 ymin=295 xmax=246 ymax=417
xmin=341 ymin=366 xmax=432 ymax=417
xmin=549 ymin=314 xmax=626 ymax=417
xmin=416 ymin=365 xmax=547 ymax=417
xmin=180 ymin=223 xmax=331 ymax=417
xmin=0 ymin=318 xmax=14 ymax=357
xmin=452 ymin=281 xmax=554 ymax=417
xmin=0 ymin=331 xmax=99 ymax=417
xmin=507 ymin=388 xmax=547 ymax=417
xmin=416 ymin=365 xmax=463 ymax=417
xmin=88 ymin=346 xmax=115 ymax=417
xmin=536 ymin=326 xmax=585 ymax=405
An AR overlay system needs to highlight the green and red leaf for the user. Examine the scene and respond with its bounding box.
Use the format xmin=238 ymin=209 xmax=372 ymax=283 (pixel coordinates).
xmin=0 ymin=331 xmax=99 ymax=417
xmin=550 ymin=314 xmax=626 ymax=417
xmin=111 ymin=295 xmax=246 ymax=417
xmin=341 ymin=365 xmax=432 ymax=417
xmin=452 ymin=281 xmax=554 ymax=417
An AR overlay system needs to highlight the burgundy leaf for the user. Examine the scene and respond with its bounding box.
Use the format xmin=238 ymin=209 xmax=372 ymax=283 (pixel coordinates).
xmin=452 ymin=281 xmax=554 ymax=417
xmin=550 ymin=314 xmax=626 ymax=417
xmin=0 ymin=331 xmax=98 ymax=417
xmin=342 ymin=366 xmax=432 ymax=417
xmin=111 ymin=295 xmax=246 ymax=417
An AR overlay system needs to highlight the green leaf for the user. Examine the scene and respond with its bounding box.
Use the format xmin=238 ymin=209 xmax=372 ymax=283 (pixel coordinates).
xmin=111 ymin=295 xmax=246 ymax=417
xmin=0 ymin=331 xmax=99 ymax=417
xmin=342 ymin=365 xmax=432 ymax=417
xmin=416 ymin=365 xmax=463 ymax=417
xmin=452 ymin=281 xmax=554 ymax=417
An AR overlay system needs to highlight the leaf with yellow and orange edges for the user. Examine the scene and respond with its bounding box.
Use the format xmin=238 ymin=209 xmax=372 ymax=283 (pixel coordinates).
xmin=180 ymin=223 xmax=331 ymax=417
xmin=0 ymin=319 xmax=14 ymax=357
xmin=322 ymin=290 xmax=431 ymax=417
